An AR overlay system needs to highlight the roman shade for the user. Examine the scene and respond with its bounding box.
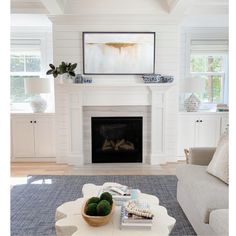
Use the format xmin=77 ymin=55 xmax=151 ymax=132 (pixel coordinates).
xmin=191 ymin=39 xmax=228 ymax=54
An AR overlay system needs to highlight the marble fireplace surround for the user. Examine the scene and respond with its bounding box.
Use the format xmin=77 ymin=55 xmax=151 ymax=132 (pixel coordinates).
xmin=55 ymin=83 xmax=174 ymax=166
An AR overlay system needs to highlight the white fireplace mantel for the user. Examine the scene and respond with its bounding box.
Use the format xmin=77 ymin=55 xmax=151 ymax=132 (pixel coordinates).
xmin=55 ymin=82 xmax=174 ymax=166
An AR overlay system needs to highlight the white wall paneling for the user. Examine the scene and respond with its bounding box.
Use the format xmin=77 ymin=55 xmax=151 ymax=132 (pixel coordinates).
xmin=55 ymin=84 xmax=174 ymax=165
xmin=51 ymin=14 xmax=180 ymax=165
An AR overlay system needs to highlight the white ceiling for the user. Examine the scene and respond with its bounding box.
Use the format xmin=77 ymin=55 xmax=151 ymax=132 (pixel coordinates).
xmin=11 ymin=14 xmax=52 ymax=27
xmin=11 ymin=0 xmax=229 ymax=27
xmin=11 ymin=0 xmax=48 ymax=14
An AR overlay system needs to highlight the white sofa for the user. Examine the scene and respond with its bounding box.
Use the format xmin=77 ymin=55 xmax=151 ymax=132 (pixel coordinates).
xmin=176 ymin=147 xmax=229 ymax=236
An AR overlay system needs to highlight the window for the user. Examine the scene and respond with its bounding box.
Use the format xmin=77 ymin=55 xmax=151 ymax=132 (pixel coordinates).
xmin=190 ymin=54 xmax=227 ymax=103
xmin=11 ymin=50 xmax=41 ymax=104
xmin=189 ymin=39 xmax=228 ymax=104
xmin=10 ymin=38 xmax=55 ymax=112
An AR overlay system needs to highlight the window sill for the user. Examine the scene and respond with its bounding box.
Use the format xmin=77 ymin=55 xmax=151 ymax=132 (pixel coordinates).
xmin=11 ymin=103 xmax=55 ymax=114
xmin=11 ymin=110 xmax=55 ymax=114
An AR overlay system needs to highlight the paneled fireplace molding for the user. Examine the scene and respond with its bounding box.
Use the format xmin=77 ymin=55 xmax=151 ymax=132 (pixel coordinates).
xmin=55 ymin=83 xmax=174 ymax=166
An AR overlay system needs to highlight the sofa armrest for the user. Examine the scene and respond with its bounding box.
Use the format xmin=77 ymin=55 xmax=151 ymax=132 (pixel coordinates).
xmin=209 ymin=209 xmax=228 ymax=235
xmin=187 ymin=147 xmax=216 ymax=165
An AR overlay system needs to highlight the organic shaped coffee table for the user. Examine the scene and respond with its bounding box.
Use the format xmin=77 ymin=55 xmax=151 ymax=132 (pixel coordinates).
xmin=55 ymin=183 xmax=176 ymax=236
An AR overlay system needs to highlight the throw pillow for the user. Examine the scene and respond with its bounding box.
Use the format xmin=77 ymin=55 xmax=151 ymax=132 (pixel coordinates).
xmin=207 ymin=134 xmax=229 ymax=184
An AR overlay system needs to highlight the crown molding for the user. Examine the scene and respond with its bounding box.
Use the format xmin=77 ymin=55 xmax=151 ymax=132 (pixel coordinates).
xmin=48 ymin=14 xmax=183 ymax=25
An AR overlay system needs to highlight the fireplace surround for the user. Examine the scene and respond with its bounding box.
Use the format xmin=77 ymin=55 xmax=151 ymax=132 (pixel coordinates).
xmin=55 ymin=83 xmax=175 ymax=166
xmin=91 ymin=117 xmax=143 ymax=163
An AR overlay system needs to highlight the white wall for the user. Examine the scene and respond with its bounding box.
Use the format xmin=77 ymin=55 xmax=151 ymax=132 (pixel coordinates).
xmin=50 ymin=15 xmax=181 ymax=161
xmin=50 ymin=16 xmax=180 ymax=82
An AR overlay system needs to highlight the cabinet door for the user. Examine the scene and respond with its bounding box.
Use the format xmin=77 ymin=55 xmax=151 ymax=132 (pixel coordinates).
xmin=196 ymin=116 xmax=221 ymax=147
xmin=34 ymin=117 xmax=55 ymax=157
xmin=11 ymin=118 xmax=35 ymax=157
xmin=177 ymin=116 xmax=197 ymax=156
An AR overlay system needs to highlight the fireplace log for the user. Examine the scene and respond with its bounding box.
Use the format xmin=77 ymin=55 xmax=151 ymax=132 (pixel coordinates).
xmin=102 ymin=139 xmax=135 ymax=151
xmin=110 ymin=140 xmax=116 ymax=149
xmin=119 ymin=141 xmax=135 ymax=150
xmin=102 ymin=139 xmax=113 ymax=151
xmin=115 ymin=139 xmax=125 ymax=150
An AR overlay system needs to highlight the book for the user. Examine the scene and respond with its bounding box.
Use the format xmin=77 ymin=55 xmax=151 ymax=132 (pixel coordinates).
xmin=217 ymin=104 xmax=229 ymax=112
xmin=110 ymin=186 xmax=127 ymax=196
xmin=122 ymin=208 xmax=153 ymax=223
xmin=120 ymin=222 xmax=152 ymax=230
xmin=120 ymin=206 xmax=153 ymax=227
xmin=99 ymin=184 xmax=140 ymax=205
xmin=100 ymin=184 xmax=128 ymax=194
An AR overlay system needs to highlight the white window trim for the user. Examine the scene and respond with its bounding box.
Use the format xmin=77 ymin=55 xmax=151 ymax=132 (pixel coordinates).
xmin=11 ymin=31 xmax=54 ymax=112
xmin=10 ymin=49 xmax=42 ymax=76
xmin=190 ymin=72 xmax=225 ymax=104
xmin=184 ymin=29 xmax=229 ymax=105
xmin=11 ymin=72 xmax=41 ymax=76
xmin=11 ymin=34 xmax=47 ymax=77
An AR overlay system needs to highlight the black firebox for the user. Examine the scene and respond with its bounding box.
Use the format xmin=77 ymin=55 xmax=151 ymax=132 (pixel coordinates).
xmin=91 ymin=117 xmax=143 ymax=163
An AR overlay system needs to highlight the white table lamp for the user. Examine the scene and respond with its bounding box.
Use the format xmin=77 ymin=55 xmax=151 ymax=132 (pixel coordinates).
xmin=180 ymin=77 xmax=205 ymax=112
xmin=24 ymin=78 xmax=51 ymax=113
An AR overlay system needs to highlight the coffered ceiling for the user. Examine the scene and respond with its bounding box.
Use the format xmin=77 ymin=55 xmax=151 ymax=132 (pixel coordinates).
xmin=11 ymin=0 xmax=228 ymax=19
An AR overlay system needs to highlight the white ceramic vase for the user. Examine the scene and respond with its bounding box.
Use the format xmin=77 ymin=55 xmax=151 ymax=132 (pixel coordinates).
xmin=61 ymin=74 xmax=74 ymax=83
xmin=55 ymin=74 xmax=74 ymax=84
xmin=30 ymin=95 xmax=47 ymax=113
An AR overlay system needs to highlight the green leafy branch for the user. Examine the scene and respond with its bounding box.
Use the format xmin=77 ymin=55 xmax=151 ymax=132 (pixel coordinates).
xmin=46 ymin=62 xmax=77 ymax=78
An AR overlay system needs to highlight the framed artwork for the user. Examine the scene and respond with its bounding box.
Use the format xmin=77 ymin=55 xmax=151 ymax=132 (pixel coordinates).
xmin=82 ymin=32 xmax=156 ymax=75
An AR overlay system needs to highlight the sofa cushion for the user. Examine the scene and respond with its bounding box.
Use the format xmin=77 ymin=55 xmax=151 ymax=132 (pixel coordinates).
xmin=209 ymin=209 xmax=228 ymax=235
xmin=176 ymin=164 xmax=228 ymax=223
xmin=207 ymin=135 xmax=229 ymax=184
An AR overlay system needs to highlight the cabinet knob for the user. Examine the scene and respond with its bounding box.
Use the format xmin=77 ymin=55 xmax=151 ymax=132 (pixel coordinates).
xmin=30 ymin=121 xmax=32 ymax=123
xmin=34 ymin=121 xmax=36 ymax=123
xmin=200 ymin=120 xmax=203 ymax=122
xmin=196 ymin=120 xmax=199 ymax=122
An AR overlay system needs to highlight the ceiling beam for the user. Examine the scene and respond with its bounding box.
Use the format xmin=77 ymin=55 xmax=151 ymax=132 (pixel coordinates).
xmin=157 ymin=0 xmax=183 ymax=14
xmin=166 ymin=0 xmax=180 ymax=13
xmin=40 ymin=0 xmax=67 ymax=15
xmin=157 ymin=0 xmax=169 ymax=13
xmin=169 ymin=0 xmax=195 ymax=15
xmin=11 ymin=0 xmax=49 ymax=14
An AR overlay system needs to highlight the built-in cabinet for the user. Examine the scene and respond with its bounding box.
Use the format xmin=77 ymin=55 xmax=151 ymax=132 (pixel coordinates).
xmin=11 ymin=113 xmax=56 ymax=160
xmin=177 ymin=112 xmax=229 ymax=158
xmin=11 ymin=111 xmax=229 ymax=162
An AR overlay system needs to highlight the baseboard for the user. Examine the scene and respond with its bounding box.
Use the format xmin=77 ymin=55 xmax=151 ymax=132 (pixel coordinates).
xmin=11 ymin=157 xmax=56 ymax=162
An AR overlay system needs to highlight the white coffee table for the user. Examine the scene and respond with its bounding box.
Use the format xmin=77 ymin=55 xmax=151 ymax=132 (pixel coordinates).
xmin=55 ymin=183 xmax=176 ymax=236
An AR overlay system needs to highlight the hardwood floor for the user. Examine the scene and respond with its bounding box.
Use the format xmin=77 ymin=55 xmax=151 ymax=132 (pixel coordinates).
xmin=11 ymin=161 xmax=185 ymax=177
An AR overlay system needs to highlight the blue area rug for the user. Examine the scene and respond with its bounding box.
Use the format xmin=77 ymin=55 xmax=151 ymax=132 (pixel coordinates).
xmin=11 ymin=175 xmax=196 ymax=236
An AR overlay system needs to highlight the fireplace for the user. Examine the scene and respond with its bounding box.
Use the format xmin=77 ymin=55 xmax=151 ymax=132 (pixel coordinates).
xmin=91 ymin=117 xmax=143 ymax=163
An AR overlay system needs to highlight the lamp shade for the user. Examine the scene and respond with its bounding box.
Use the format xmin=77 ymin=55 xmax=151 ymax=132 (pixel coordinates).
xmin=24 ymin=78 xmax=51 ymax=94
xmin=180 ymin=77 xmax=205 ymax=93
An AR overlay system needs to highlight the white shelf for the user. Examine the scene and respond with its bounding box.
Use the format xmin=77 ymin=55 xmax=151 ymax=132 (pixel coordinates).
xmin=11 ymin=112 xmax=55 ymax=116
xmin=178 ymin=111 xmax=229 ymax=115
xmin=56 ymin=82 xmax=175 ymax=88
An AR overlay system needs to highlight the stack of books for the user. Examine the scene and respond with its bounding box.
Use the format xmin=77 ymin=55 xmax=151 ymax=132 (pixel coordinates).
xmin=217 ymin=104 xmax=229 ymax=112
xmin=120 ymin=205 xmax=153 ymax=230
xmin=99 ymin=184 xmax=139 ymax=206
